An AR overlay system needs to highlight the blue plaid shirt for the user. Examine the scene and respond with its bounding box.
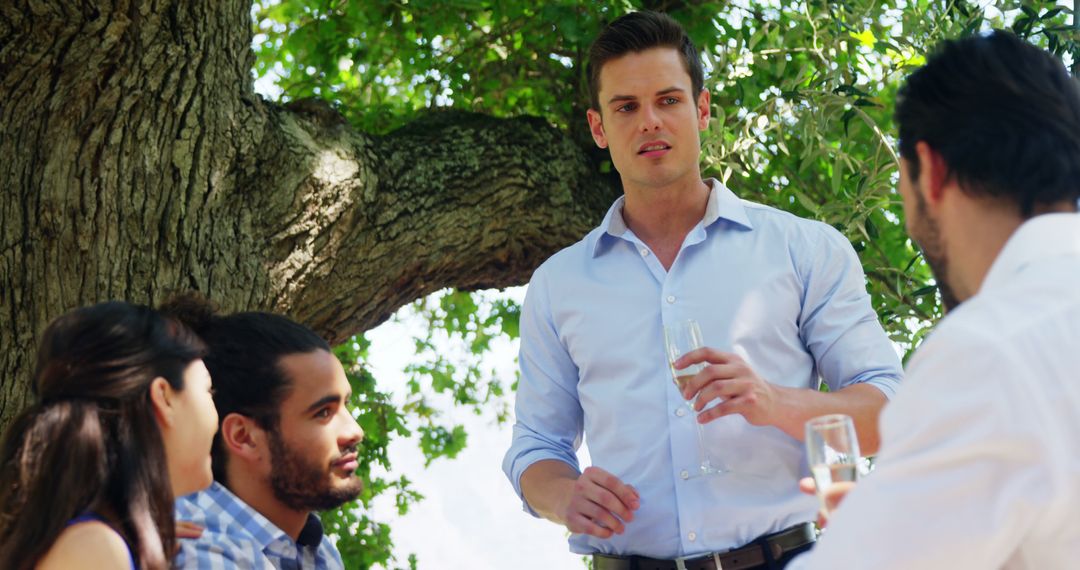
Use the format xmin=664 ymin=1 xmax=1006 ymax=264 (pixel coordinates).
xmin=175 ymin=482 xmax=344 ymax=570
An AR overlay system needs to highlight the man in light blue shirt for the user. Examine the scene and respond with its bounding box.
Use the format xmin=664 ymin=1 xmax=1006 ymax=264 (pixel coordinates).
xmin=502 ymin=11 xmax=902 ymax=570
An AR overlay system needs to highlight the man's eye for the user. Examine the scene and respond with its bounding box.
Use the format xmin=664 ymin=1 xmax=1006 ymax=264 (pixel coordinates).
xmin=617 ymin=103 xmax=636 ymax=112
xmin=663 ymin=97 xmax=679 ymax=104
xmin=315 ymin=408 xmax=331 ymax=419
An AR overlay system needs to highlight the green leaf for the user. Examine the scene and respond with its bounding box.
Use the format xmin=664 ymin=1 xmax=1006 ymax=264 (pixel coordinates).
xmin=912 ymin=285 xmax=938 ymax=297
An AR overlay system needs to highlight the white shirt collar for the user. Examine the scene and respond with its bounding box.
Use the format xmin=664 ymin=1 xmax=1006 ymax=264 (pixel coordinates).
xmin=981 ymin=212 xmax=1080 ymax=293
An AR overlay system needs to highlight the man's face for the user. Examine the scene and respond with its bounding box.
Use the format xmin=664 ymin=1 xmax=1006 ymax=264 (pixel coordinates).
xmin=266 ymin=350 xmax=364 ymax=511
xmin=587 ymin=47 xmax=710 ymax=189
xmin=899 ymin=158 xmax=959 ymax=311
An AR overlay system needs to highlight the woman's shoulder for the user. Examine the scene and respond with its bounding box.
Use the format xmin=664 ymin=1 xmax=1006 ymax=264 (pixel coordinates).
xmin=36 ymin=519 xmax=132 ymax=570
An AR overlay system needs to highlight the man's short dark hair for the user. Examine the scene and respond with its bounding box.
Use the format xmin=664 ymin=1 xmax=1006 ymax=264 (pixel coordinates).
xmin=586 ymin=11 xmax=704 ymax=112
xmin=896 ymin=30 xmax=1080 ymax=217
xmin=160 ymin=293 xmax=330 ymax=484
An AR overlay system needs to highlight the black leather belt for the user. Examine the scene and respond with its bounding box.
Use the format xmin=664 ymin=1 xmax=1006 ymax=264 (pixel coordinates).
xmin=593 ymin=522 xmax=816 ymax=570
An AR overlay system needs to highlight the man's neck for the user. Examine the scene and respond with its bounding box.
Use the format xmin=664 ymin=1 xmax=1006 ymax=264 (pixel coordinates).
xmin=225 ymin=466 xmax=309 ymax=541
xmin=621 ymin=176 xmax=711 ymax=269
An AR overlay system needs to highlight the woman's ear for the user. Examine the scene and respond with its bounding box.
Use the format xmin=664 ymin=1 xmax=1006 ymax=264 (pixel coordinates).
xmin=148 ymin=377 xmax=175 ymax=428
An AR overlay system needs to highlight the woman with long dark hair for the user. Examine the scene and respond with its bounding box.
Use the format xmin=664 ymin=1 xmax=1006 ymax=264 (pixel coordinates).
xmin=0 ymin=301 xmax=218 ymax=569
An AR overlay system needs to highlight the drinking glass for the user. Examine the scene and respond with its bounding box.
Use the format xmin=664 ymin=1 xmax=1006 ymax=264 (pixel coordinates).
xmin=805 ymin=414 xmax=860 ymax=515
xmin=663 ymin=319 xmax=723 ymax=477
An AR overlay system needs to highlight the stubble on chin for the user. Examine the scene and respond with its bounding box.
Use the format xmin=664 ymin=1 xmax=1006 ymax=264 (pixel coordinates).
xmin=267 ymin=432 xmax=363 ymax=511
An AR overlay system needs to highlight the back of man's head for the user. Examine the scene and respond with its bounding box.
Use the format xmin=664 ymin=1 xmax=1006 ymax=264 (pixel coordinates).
xmin=586 ymin=11 xmax=704 ymax=112
xmin=160 ymin=293 xmax=330 ymax=484
xmin=896 ymin=30 xmax=1080 ymax=216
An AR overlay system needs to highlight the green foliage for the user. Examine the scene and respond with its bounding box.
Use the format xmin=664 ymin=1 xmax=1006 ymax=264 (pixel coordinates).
xmin=699 ymin=0 xmax=1075 ymax=360
xmin=317 ymin=289 xmax=520 ymax=568
xmin=319 ymin=338 xmax=421 ymax=570
xmin=256 ymin=1 xmax=1078 ymax=567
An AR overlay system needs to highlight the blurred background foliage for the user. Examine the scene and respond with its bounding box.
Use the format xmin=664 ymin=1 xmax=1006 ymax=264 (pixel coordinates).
xmin=247 ymin=1 xmax=1077 ymax=567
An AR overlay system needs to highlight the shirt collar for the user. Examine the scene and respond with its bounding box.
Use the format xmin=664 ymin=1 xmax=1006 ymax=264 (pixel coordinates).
xmin=980 ymin=212 xmax=1080 ymax=293
xmin=297 ymin=512 xmax=326 ymax=548
xmin=591 ymin=178 xmax=752 ymax=257
xmin=206 ymin=481 xmax=319 ymax=551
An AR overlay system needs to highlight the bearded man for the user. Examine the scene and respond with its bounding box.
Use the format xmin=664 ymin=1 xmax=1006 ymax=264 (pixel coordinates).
xmin=164 ymin=294 xmax=364 ymax=570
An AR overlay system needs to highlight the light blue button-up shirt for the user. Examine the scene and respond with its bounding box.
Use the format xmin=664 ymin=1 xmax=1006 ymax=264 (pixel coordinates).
xmin=502 ymin=179 xmax=902 ymax=558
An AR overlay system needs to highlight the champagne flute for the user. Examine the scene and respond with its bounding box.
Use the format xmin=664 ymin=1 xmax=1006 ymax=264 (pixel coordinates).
xmin=663 ymin=319 xmax=723 ymax=477
xmin=805 ymin=414 xmax=860 ymax=515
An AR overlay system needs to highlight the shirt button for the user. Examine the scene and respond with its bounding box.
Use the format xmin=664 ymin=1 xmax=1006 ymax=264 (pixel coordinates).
xmin=688 ymin=531 xmax=698 ymax=542
xmin=666 ymin=295 xmax=676 ymax=304
xmin=675 ymin=408 xmax=686 ymax=417
xmin=640 ymin=248 xmax=649 ymax=256
xmin=680 ymin=470 xmax=690 ymax=480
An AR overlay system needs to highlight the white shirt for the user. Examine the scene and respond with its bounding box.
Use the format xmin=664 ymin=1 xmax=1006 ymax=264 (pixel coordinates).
xmin=503 ymin=180 xmax=902 ymax=557
xmin=789 ymin=213 xmax=1080 ymax=569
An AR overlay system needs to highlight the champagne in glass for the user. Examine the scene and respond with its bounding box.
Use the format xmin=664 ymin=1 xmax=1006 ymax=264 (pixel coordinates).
xmin=805 ymin=414 xmax=860 ymax=515
xmin=663 ymin=319 xmax=723 ymax=477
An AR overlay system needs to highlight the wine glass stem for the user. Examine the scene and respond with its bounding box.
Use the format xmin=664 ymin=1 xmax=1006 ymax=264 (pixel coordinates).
xmin=691 ymin=405 xmax=716 ymax=473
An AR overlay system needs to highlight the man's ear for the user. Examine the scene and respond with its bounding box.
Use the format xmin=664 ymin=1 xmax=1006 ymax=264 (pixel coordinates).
xmin=219 ymin=413 xmax=266 ymax=463
xmin=696 ymin=89 xmax=711 ymax=130
xmin=586 ymin=108 xmax=608 ymax=149
xmin=148 ymin=377 xmax=175 ymax=428
xmin=914 ymin=141 xmax=950 ymax=206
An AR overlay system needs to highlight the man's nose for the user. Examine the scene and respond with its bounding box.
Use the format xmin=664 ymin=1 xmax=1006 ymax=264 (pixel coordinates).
xmin=639 ymin=104 xmax=662 ymax=133
xmin=340 ymin=409 xmax=364 ymax=447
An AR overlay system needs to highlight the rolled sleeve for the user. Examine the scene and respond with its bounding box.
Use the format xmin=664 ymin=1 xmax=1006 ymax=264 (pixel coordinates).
xmin=796 ymin=223 xmax=903 ymax=397
xmin=502 ymin=267 xmax=584 ymax=516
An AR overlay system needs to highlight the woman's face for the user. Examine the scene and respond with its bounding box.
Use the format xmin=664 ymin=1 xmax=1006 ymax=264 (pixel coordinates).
xmin=161 ymin=359 xmax=218 ymax=497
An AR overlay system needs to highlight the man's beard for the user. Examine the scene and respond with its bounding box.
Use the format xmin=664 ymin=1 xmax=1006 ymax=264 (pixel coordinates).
xmin=267 ymin=430 xmax=363 ymax=512
xmin=913 ymin=191 xmax=960 ymax=312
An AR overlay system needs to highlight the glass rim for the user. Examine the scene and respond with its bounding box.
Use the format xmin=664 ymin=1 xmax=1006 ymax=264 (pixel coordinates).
xmin=662 ymin=318 xmax=700 ymax=331
xmin=805 ymin=413 xmax=854 ymax=429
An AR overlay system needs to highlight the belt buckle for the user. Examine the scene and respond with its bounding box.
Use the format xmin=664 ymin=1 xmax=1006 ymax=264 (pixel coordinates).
xmin=674 ymin=554 xmax=724 ymax=570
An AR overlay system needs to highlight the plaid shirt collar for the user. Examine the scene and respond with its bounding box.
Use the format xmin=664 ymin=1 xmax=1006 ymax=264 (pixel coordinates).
xmin=177 ymin=481 xmax=343 ymax=567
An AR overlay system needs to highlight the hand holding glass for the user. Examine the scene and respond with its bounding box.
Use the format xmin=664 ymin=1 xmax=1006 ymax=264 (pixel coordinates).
xmin=805 ymin=414 xmax=860 ymax=516
xmin=663 ymin=319 xmax=723 ymax=477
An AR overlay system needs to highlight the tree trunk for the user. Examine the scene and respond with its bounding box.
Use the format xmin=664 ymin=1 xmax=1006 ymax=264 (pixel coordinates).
xmin=0 ymin=0 xmax=618 ymax=429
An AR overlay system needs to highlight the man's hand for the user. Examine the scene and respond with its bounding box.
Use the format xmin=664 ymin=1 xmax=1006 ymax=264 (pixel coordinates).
xmin=798 ymin=477 xmax=856 ymax=528
xmin=675 ymin=348 xmax=780 ymax=426
xmin=176 ymin=521 xmax=204 ymax=540
xmin=560 ymin=466 xmax=640 ymax=539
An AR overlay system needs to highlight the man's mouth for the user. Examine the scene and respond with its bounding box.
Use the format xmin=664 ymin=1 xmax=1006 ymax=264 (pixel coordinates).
xmin=331 ymin=452 xmax=359 ymax=472
xmin=638 ymin=142 xmax=672 ymax=155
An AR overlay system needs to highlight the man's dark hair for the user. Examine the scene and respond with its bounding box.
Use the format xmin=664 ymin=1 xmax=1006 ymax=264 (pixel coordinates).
xmin=160 ymin=293 xmax=330 ymax=484
xmin=896 ymin=30 xmax=1080 ymax=217
xmin=586 ymin=11 xmax=704 ymax=112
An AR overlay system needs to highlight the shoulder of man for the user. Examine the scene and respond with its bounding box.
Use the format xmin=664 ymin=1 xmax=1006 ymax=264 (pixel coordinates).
xmin=736 ymin=197 xmax=847 ymax=244
xmin=175 ymin=487 xmax=278 ymax=569
xmin=175 ymin=526 xmax=277 ymax=570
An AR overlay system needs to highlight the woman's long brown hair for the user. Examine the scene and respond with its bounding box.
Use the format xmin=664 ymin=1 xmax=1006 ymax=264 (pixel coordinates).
xmin=0 ymin=301 xmax=205 ymax=570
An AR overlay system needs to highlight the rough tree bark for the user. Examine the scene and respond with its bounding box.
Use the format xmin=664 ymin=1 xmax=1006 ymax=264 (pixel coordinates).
xmin=0 ymin=1 xmax=618 ymax=430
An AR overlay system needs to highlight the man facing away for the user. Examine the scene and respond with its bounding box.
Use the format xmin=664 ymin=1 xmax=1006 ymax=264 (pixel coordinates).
xmin=788 ymin=30 xmax=1080 ymax=570
xmin=163 ymin=294 xmax=364 ymax=569
xmin=503 ymin=11 xmax=903 ymax=570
